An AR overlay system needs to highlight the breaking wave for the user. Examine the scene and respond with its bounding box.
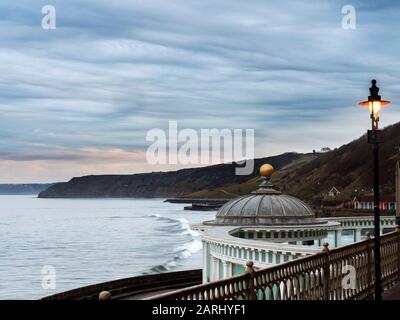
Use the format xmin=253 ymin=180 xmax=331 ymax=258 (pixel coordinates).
xmin=144 ymin=214 xmax=202 ymax=274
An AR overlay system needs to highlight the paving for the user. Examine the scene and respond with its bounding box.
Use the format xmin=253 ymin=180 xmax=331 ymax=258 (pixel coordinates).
xmin=383 ymin=283 xmax=400 ymax=300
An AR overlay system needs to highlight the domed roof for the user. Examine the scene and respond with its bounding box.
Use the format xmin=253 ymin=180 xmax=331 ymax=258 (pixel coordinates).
xmin=214 ymin=165 xmax=318 ymax=226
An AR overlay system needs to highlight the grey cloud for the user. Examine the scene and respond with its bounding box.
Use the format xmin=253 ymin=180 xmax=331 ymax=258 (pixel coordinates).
xmin=1 ymin=0 xmax=400 ymax=182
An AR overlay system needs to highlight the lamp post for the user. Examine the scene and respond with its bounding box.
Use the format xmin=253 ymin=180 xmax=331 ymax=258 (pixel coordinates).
xmin=359 ymin=79 xmax=391 ymax=300
xmin=397 ymin=161 xmax=400 ymax=229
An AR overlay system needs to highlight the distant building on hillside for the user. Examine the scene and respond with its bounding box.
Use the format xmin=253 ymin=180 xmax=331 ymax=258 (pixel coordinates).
xmin=335 ymin=200 xmax=353 ymax=209
xmin=353 ymin=195 xmax=396 ymax=210
xmin=328 ymin=187 xmax=341 ymax=197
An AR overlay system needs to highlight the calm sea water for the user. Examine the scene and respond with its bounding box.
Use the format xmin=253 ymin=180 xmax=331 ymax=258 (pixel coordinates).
xmin=0 ymin=196 xmax=215 ymax=300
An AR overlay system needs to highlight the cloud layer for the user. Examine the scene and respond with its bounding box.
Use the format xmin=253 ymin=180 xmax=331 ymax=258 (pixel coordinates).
xmin=1 ymin=0 xmax=400 ymax=182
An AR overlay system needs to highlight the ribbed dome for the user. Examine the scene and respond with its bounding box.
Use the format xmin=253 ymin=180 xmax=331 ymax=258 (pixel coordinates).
xmin=209 ymin=164 xmax=321 ymax=226
xmin=214 ymin=164 xmax=318 ymax=226
xmin=215 ymin=193 xmax=317 ymax=226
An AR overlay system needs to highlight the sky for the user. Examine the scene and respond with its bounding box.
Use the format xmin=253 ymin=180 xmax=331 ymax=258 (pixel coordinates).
xmin=1 ymin=0 xmax=400 ymax=183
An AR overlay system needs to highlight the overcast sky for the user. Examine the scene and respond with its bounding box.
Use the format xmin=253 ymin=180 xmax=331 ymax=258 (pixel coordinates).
xmin=1 ymin=0 xmax=400 ymax=183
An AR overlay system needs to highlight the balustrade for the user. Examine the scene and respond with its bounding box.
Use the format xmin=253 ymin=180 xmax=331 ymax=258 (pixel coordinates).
xmin=148 ymin=231 xmax=400 ymax=300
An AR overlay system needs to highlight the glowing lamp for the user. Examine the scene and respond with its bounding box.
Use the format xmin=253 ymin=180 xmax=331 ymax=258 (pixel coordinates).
xmin=358 ymin=80 xmax=390 ymax=129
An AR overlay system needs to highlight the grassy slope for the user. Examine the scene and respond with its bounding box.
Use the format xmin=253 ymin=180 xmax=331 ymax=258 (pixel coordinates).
xmin=186 ymin=154 xmax=318 ymax=199
xmin=186 ymin=122 xmax=400 ymax=202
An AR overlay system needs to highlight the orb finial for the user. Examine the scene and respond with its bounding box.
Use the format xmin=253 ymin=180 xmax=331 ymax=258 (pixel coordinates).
xmin=260 ymin=164 xmax=274 ymax=177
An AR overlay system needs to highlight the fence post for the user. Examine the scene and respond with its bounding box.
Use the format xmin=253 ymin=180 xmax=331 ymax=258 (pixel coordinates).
xmin=245 ymin=260 xmax=257 ymax=300
xmin=364 ymin=232 xmax=373 ymax=296
xmin=322 ymin=242 xmax=330 ymax=300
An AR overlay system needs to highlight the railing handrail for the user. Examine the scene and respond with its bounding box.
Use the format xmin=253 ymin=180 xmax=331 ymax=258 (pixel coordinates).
xmin=321 ymin=215 xmax=395 ymax=221
xmin=148 ymin=230 xmax=400 ymax=300
xmin=146 ymin=273 xmax=250 ymax=300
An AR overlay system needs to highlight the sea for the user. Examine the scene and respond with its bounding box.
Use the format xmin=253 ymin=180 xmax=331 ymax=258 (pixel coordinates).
xmin=0 ymin=195 xmax=215 ymax=299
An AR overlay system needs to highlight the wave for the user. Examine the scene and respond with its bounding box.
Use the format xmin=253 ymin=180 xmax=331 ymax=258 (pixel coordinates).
xmin=144 ymin=214 xmax=202 ymax=274
xmin=146 ymin=213 xmax=161 ymax=218
xmin=177 ymin=218 xmax=199 ymax=237
xmin=107 ymin=215 xmax=141 ymax=220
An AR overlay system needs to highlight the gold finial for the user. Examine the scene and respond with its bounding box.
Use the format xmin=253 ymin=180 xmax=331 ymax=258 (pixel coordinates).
xmin=260 ymin=164 xmax=274 ymax=177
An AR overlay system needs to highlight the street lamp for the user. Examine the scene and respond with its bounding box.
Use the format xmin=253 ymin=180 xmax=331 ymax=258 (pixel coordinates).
xmin=359 ymin=79 xmax=391 ymax=300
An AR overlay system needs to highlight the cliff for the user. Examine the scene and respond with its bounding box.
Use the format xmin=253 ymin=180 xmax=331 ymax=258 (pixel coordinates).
xmin=39 ymin=121 xmax=400 ymax=201
xmin=38 ymin=153 xmax=304 ymax=198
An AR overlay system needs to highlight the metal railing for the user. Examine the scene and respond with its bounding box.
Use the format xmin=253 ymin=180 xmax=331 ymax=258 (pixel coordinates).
xmin=148 ymin=230 xmax=400 ymax=300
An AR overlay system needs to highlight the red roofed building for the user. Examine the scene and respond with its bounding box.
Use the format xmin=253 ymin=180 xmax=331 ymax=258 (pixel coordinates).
xmin=353 ymin=195 xmax=396 ymax=211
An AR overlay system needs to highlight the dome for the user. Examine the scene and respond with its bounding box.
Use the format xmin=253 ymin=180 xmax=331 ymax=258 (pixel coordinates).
xmin=215 ymin=193 xmax=317 ymax=226
xmin=214 ymin=164 xmax=319 ymax=226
